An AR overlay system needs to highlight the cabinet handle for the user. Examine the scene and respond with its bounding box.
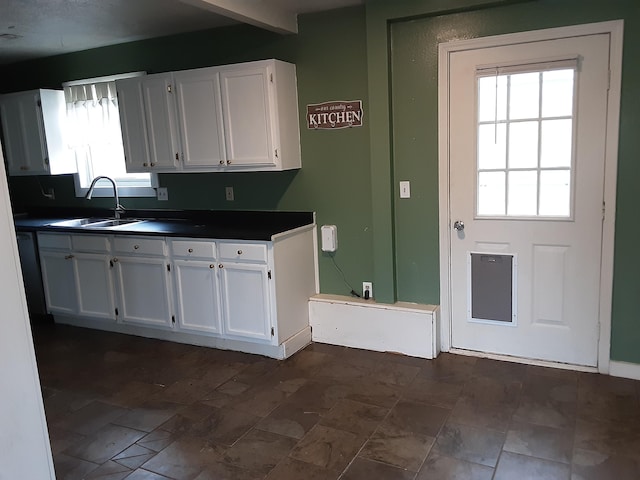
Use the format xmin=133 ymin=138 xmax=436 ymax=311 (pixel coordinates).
xmin=188 ymin=248 xmax=193 ymax=253
xmin=218 ymin=264 xmax=224 ymax=269
xmin=134 ymin=245 xmax=140 ymax=250
xmin=44 ymin=157 xmax=49 ymax=165
xmin=20 ymin=166 xmax=29 ymax=171
xmin=175 ymin=152 xmax=179 ymax=161
xmin=209 ymin=264 xmax=215 ymax=268
xmin=237 ymin=249 xmax=242 ymax=255
xmin=64 ymin=254 xmax=74 ymax=260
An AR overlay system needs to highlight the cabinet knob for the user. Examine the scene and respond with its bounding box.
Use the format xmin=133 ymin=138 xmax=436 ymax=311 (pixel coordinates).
xmin=209 ymin=264 xmax=215 ymax=269
xmin=226 ymin=160 xmax=231 ymax=165
xmin=175 ymin=152 xmax=179 ymax=161
xmin=219 ymin=160 xmax=224 ymax=165
xmin=237 ymin=249 xmax=242 ymax=255
xmin=64 ymin=254 xmax=74 ymax=260
xmin=188 ymin=248 xmax=193 ymax=253
xmin=143 ymin=163 xmax=148 ymax=167
xmin=134 ymin=245 xmax=140 ymax=250
xmin=150 ymin=162 xmax=155 ymax=167
xmin=112 ymin=257 xmax=119 ymax=263
xmin=218 ymin=264 xmax=224 ymax=269
xmin=44 ymin=157 xmax=49 ymax=165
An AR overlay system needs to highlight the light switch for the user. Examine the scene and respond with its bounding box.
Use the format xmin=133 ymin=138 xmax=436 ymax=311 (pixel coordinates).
xmin=399 ymin=181 xmax=411 ymax=198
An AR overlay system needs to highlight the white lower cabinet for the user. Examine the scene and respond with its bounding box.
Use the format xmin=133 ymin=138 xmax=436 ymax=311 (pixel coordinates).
xmin=38 ymin=226 xmax=317 ymax=359
xmin=219 ymin=262 xmax=271 ymax=342
xmin=112 ymin=236 xmax=173 ymax=328
xmin=75 ymin=252 xmax=115 ymax=320
xmin=173 ymin=258 xmax=222 ymax=335
xmin=39 ymin=248 xmax=77 ymax=315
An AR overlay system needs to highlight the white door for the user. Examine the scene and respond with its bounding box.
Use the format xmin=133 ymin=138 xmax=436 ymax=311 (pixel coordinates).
xmin=113 ymin=256 xmax=173 ymax=328
xmin=220 ymin=262 xmax=272 ymax=342
xmin=174 ymin=69 xmax=226 ymax=169
xmin=220 ymin=66 xmax=275 ymax=167
xmin=39 ymin=250 xmax=77 ymax=315
xmin=448 ymin=33 xmax=611 ymax=366
xmin=74 ymin=253 xmax=116 ymax=320
xmin=173 ymin=259 xmax=222 ymax=334
xmin=141 ymin=74 xmax=180 ymax=170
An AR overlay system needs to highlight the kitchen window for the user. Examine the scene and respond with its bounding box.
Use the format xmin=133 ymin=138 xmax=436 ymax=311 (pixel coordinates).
xmin=63 ymin=73 xmax=157 ymax=198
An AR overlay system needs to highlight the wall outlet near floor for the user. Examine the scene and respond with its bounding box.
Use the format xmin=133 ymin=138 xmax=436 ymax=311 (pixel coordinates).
xmin=157 ymin=187 xmax=168 ymax=201
xmin=363 ymin=282 xmax=373 ymax=299
xmin=225 ymin=186 xmax=234 ymax=201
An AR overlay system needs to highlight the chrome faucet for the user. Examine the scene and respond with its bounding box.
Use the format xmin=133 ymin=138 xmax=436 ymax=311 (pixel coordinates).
xmin=85 ymin=176 xmax=125 ymax=219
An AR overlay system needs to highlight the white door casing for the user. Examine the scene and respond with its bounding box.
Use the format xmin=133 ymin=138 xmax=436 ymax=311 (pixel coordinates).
xmin=438 ymin=21 xmax=623 ymax=370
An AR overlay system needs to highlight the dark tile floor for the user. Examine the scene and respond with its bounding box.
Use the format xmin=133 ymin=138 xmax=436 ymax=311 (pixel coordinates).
xmin=32 ymin=324 xmax=640 ymax=480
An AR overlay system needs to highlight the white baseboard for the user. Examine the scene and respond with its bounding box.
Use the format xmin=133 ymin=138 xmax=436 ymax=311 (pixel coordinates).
xmin=609 ymin=360 xmax=640 ymax=381
xmin=309 ymin=294 xmax=439 ymax=359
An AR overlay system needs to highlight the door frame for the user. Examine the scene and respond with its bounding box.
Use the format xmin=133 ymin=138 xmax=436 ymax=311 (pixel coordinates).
xmin=437 ymin=20 xmax=624 ymax=373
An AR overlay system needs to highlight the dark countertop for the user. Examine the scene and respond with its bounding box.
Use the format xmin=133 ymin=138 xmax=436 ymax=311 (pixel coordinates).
xmin=14 ymin=208 xmax=315 ymax=241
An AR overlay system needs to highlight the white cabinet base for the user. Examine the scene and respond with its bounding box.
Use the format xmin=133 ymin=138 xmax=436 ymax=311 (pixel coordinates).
xmin=52 ymin=315 xmax=311 ymax=360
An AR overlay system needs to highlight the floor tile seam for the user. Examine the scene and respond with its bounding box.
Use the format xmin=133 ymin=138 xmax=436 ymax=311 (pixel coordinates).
xmin=571 ymin=446 xmax=640 ymax=465
xmin=402 ymin=396 xmax=447 ymax=477
xmin=493 ymin=450 xmax=573 ymax=479
xmin=339 ymin=456 xmax=420 ymax=480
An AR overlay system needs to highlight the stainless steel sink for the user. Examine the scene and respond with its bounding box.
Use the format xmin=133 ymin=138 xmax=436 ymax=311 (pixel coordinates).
xmin=85 ymin=219 xmax=141 ymax=228
xmin=48 ymin=218 xmax=112 ymax=228
xmin=47 ymin=218 xmax=142 ymax=229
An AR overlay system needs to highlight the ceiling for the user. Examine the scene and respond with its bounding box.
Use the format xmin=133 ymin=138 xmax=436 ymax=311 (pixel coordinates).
xmin=0 ymin=0 xmax=364 ymax=66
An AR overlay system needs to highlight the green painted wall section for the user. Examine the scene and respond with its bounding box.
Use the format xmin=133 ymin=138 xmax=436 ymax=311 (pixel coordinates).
xmin=368 ymin=0 xmax=640 ymax=363
xmin=2 ymin=7 xmax=373 ymax=300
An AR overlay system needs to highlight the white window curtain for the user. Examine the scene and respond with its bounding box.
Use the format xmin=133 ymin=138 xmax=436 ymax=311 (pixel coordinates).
xmin=64 ymin=80 xmax=128 ymax=186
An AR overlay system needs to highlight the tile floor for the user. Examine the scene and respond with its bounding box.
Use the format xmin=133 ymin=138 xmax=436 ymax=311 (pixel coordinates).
xmin=32 ymin=323 xmax=640 ymax=480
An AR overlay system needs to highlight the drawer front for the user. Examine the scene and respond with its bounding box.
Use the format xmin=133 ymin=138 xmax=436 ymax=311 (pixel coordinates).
xmin=113 ymin=236 xmax=166 ymax=256
xmin=170 ymin=239 xmax=216 ymax=259
xmin=72 ymin=235 xmax=110 ymax=253
xmin=219 ymin=242 xmax=267 ymax=263
xmin=38 ymin=233 xmax=72 ymax=250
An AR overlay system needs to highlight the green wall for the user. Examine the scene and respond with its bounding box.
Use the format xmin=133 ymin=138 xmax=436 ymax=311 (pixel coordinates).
xmin=3 ymin=0 xmax=640 ymax=364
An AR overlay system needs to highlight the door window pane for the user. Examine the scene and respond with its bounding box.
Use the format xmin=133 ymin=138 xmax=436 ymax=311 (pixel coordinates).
xmin=539 ymin=170 xmax=571 ymax=216
xmin=478 ymin=172 xmax=506 ymax=216
xmin=476 ymin=66 xmax=575 ymax=218
xmin=509 ymin=72 xmax=540 ymax=120
xmin=542 ymin=69 xmax=574 ymax=118
xmin=508 ymin=170 xmax=538 ymax=216
xmin=478 ymin=123 xmax=507 ymax=170
xmin=508 ymin=121 xmax=539 ymax=169
xmin=541 ymin=119 xmax=572 ymax=168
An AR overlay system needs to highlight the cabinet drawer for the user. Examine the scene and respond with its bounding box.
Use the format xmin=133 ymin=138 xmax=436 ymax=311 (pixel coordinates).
xmin=219 ymin=242 xmax=267 ymax=263
xmin=170 ymin=239 xmax=216 ymax=259
xmin=71 ymin=235 xmax=110 ymax=253
xmin=38 ymin=233 xmax=71 ymax=250
xmin=113 ymin=236 xmax=166 ymax=256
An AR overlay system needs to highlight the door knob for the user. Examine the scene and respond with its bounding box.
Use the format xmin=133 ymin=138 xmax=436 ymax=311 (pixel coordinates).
xmin=453 ymin=220 xmax=465 ymax=231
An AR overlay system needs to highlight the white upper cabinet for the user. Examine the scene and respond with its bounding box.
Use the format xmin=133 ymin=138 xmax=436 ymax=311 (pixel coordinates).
xmin=116 ymin=59 xmax=300 ymax=174
xmin=174 ymin=68 xmax=226 ymax=170
xmin=0 ymin=89 xmax=75 ymax=176
xmin=219 ymin=60 xmax=300 ymax=170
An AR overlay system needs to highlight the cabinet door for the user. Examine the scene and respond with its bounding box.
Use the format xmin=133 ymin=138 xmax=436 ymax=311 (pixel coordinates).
xmin=174 ymin=69 xmax=225 ymax=169
xmin=142 ymin=75 xmax=181 ymax=170
xmin=220 ymin=66 xmax=275 ymax=167
xmin=220 ymin=262 xmax=272 ymax=342
xmin=113 ymin=256 xmax=173 ymax=328
xmin=39 ymin=250 xmax=77 ymax=315
xmin=0 ymin=91 xmax=48 ymax=175
xmin=173 ymin=259 xmax=222 ymax=334
xmin=75 ymin=253 xmax=116 ymax=320
xmin=117 ymin=78 xmax=150 ymax=173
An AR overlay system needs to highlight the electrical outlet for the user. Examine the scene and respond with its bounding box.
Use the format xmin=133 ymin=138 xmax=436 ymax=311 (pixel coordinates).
xmin=225 ymin=186 xmax=234 ymax=201
xmin=363 ymin=282 xmax=373 ymax=299
xmin=157 ymin=187 xmax=168 ymax=201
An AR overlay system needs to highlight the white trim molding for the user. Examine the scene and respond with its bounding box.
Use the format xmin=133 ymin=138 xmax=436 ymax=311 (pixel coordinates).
xmin=438 ymin=20 xmax=624 ymax=374
xmin=609 ymin=361 xmax=640 ymax=381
